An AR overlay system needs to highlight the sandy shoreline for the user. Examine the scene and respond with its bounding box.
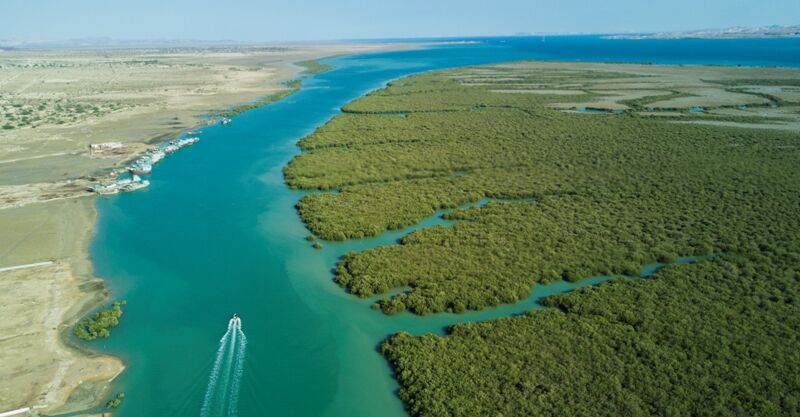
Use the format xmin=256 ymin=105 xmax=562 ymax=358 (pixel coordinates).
xmin=0 ymin=198 xmax=122 ymax=415
xmin=0 ymin=41 xmax=412 ymax=415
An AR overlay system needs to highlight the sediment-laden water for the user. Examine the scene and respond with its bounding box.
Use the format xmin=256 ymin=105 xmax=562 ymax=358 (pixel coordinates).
xmin=89 ymin=37 xmax=800 ymax=417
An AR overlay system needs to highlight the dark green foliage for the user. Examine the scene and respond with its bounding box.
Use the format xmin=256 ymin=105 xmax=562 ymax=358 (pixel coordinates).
xmin=74 ymin=301 xmax=125 ymax=340
xmin=382 ymin=254 xmax=800 ymax=417
xmin=706 ymin=78 xmax=800 ymax=87
xmin=620 ymin=90 xmax=695 ymax=110
xmin=312 ymin=241 xmax=323 ymax=250
xmin=295 ymin=59 xmax=334 ymax=74
xmin=285 ymin=65 xmax=800 ymax=314
xmin=106 ymin=392 xmax=125 ymax=409
xmin=286 ymin=62 xmax=800 ymax=415
xmin=296 ymin=177 xmax=482 ymax=240
xmin=339 ymin=184 xmax=781 ymax=315
xmin=214 ymin=79 xmax=301 ymax=118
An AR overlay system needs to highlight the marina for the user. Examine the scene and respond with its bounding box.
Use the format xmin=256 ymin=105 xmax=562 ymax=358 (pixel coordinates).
xmin=91 ymin=136 xmax=200 ymax=195
xmin=89 ymin=175 xmax=150 ymax=195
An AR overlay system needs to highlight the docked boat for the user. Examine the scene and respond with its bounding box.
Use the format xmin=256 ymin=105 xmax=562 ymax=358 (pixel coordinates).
xmin=120 ymin=177 xmax=150 ymax=192
xmin=124 ymin=137 xmax=199 ymax=177
xmin=160 ymin=137 xmax=199 ymax=154
xmin=221 ymin=118 xmax=232 ymax=125
xmin=128 ymin=163 xmax=152 ymax=175
xmin=176 ymin=137 xmax=200 ymax=147
xmin=148 ymin=150 xmax=166 ymax=164
xmin=90 ymin=175 xmax=149 ymax=195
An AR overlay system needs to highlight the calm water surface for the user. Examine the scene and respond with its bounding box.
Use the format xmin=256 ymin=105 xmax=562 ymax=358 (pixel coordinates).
xmin=89 ymin=37 xmax=800 ymax=417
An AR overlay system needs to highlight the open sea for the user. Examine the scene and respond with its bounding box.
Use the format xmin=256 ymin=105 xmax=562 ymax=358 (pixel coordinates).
xmin=87 ymin=36 xmax=800 ymax=417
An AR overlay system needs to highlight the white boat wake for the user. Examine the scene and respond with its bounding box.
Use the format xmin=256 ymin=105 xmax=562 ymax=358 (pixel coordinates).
xmin=200 ymin=316 xmax=247 ymax=417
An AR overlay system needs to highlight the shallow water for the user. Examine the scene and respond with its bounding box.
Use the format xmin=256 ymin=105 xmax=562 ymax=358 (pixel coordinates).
xmin=88 ymin=37 xmax=800 ymax=417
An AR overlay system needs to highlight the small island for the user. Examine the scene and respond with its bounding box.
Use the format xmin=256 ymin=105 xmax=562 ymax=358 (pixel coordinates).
xmin=296 ymin=58 xmax=334 ymax=74
xmin=106 ymin=392 xmax=125 ymax=409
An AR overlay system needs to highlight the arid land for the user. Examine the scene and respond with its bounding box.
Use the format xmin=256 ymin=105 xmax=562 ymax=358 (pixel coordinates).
xmin=0 ymin=42 xmax=408 ymax=416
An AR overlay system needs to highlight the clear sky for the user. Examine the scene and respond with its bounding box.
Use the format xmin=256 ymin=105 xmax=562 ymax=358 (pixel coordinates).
xmin=1 ymin=0 xmax=798 ymax=42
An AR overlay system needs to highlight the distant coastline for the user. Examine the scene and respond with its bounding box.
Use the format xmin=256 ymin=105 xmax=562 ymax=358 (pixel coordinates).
xmin=606 ymin=24 xmax=800 ymax=40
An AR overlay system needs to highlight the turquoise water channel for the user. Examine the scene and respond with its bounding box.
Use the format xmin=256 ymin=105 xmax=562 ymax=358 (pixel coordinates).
xmin=88 ymin=38 xmax=800 ymax=417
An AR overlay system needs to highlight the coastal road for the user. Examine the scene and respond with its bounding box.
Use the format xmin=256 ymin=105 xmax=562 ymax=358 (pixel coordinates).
xmin=0 ymin=261 xmax=53 ymax=273
xmin=0 ymin=407 xmax=30 ymax=417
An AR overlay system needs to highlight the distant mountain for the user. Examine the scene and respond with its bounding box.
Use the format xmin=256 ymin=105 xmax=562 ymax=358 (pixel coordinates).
xmin=0 ymin=37 xmax=267 ymax=50
xmin=607 ymin=24 xmax=800 ymax=40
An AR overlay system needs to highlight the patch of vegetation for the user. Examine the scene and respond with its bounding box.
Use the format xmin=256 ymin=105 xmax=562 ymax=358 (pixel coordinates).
xmin=638 ymin=112 xmax=791 ymax=124
xmin=106 ymin=392 xmax=125 ymax=409
xmin=706 ymin=78 xmax=800 ymax=87
xmin=74 ymin=301 xmax=126 ymax=340
xmin=285 ymin=66 xmax=800 ymax=314
xmin=285 ymin=62 xmax=800 ymax=415
xmin=214 ymin=79 xmax=302 ymax=118
xmin=382 ymin=253 xmax=800 ymax=417
xmin=296 ymin=59 xmax=334 ymax=74
xmin=726 ymin=87 xmax=792 ymax=106
xmin=0 ymin=97 xmax=127 ymax=129
xmin=346 ymin=191 xmax=739 ymax=315
xmin=620 ymin=90 xmax=695 ymax=110
xmin=286 ymin=66 xmax=800 ymax=315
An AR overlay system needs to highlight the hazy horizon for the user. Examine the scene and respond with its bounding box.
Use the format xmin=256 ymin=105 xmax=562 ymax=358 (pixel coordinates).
xmin=2 ymin=0 xmax=798 ymax=43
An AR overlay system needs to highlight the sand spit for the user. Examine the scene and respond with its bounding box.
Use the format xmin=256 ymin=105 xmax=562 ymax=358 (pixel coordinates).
xmin=0 ymin=197 xmax=122 ymax=415
xmin=0 ymin=261 xmax=123 ymax=414
xmin=0 ymin=41 xmax=410 ymax=415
